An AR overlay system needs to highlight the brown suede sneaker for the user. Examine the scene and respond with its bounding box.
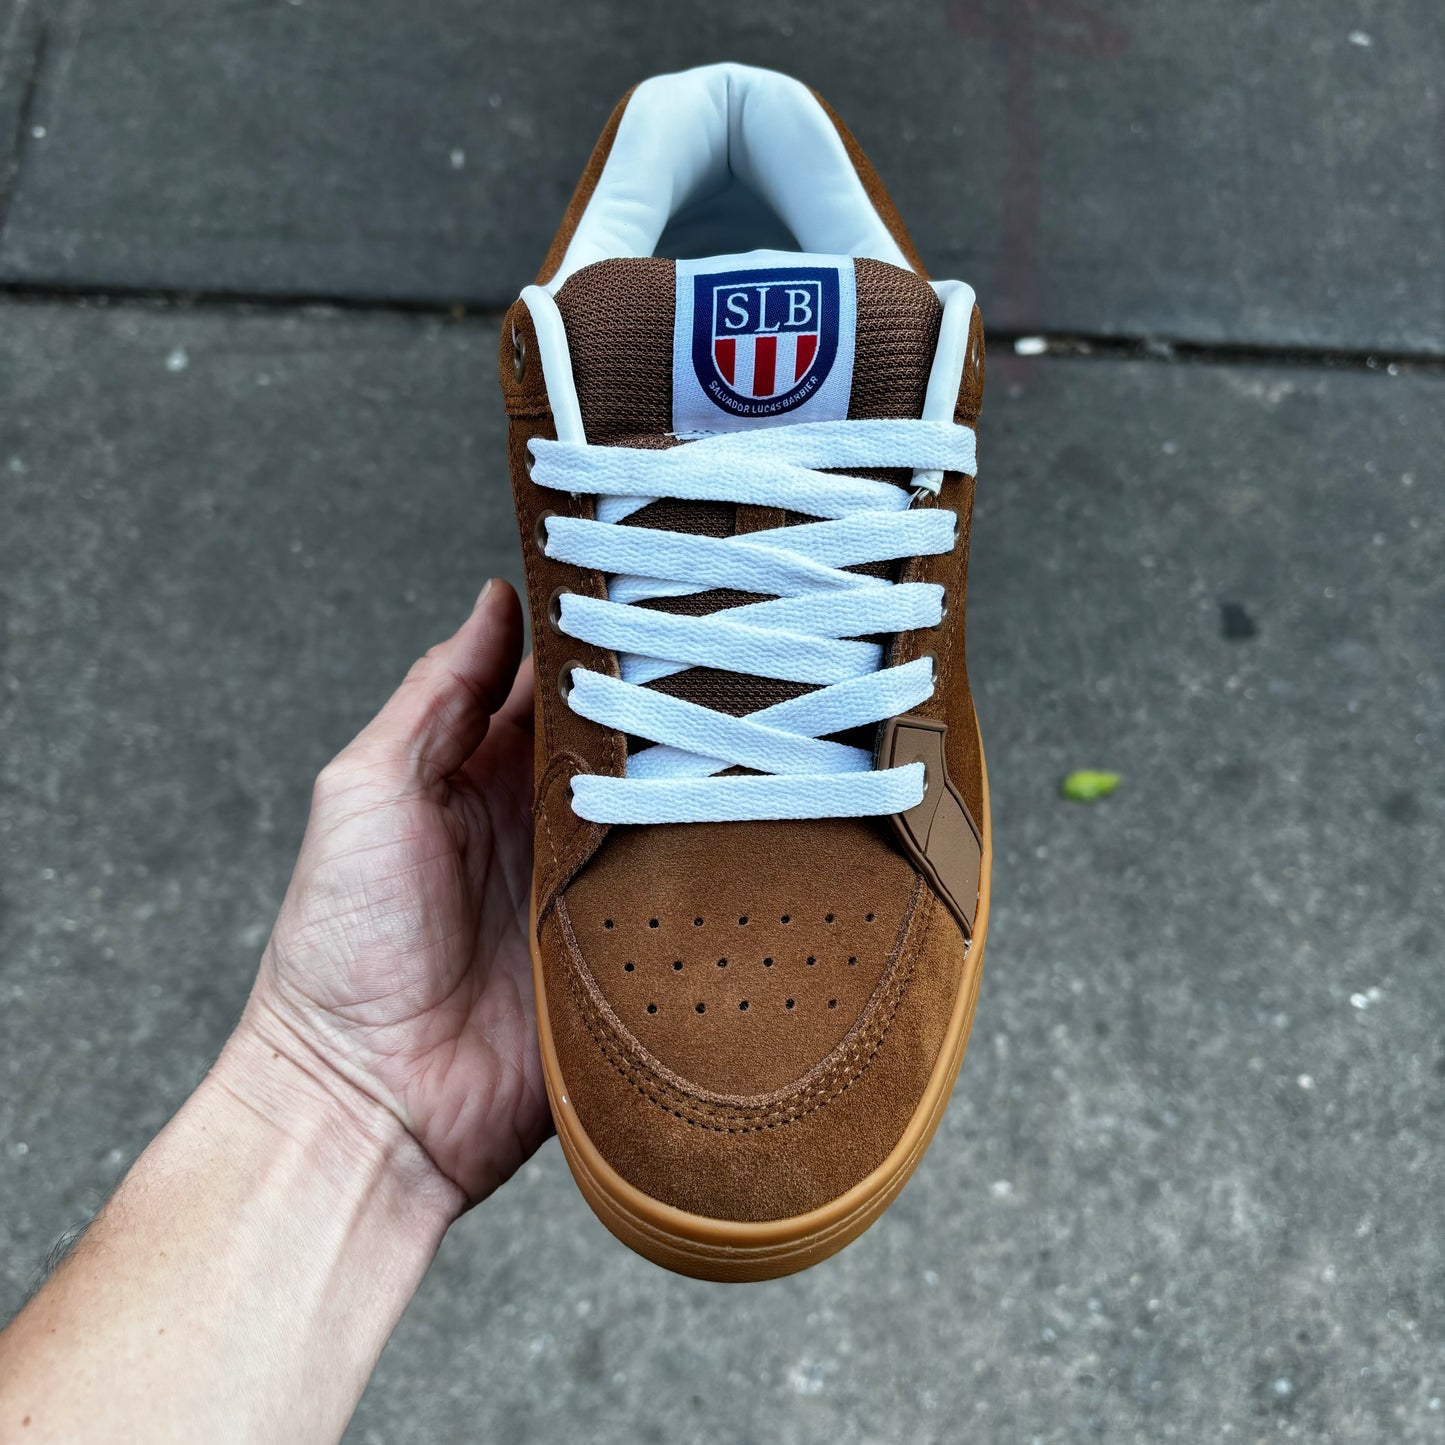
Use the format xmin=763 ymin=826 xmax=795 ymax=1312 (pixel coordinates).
xmin=498 ymin=63 xmax=990 ymax=1280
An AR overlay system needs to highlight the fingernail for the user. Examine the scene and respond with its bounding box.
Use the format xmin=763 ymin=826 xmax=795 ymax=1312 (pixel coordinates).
xmin=473 ymin=578 xmax=495 ymax=613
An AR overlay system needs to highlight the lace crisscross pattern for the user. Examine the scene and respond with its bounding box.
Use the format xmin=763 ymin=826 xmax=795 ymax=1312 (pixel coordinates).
xmin=529 ymin=417 xmax=975 ymax=825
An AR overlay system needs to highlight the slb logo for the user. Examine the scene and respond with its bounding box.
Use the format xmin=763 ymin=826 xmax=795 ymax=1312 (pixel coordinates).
xmin=691 ymin=266 xmax=840 ymax=418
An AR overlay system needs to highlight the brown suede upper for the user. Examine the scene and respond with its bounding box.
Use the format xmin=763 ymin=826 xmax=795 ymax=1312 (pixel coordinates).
xmin=499 ymin=82 xmax=986 ymax=1223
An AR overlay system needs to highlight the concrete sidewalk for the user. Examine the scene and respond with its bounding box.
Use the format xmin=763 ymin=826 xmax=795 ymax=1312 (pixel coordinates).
xmin=2 ymin=1 xmax=1443 ymax=347
xmin=2 ymin=3 xmax=1442 ymax=1440
xmin=1 ymin=297 xmax=1440 ymax=1442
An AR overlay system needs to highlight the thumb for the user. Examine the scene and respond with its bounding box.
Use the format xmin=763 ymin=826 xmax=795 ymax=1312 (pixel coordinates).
xmin=349 ymin=579 xmax=526 ymax=787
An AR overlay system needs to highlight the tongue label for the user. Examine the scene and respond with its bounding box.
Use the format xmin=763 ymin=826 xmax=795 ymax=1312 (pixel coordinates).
xmin=672 ymin=251 xmax=856 ymax=434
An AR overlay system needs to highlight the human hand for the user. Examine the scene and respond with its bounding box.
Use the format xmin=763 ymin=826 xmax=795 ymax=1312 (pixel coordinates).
xmin=0 ymin=583 xmax=546 ymax=1440
xmin=238 ymin=579 xmax=549 ymax=1208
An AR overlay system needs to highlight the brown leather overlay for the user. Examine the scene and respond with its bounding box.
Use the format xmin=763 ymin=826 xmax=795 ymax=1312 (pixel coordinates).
xmin=879 ymin=715 xmax=983 ymax=937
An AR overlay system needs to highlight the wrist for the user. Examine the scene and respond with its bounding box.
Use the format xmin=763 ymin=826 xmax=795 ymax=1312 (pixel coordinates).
xmin=0 ymin=1011 xmax=465 ymax=1442
xmin=212 ymin=1009 xmax=466 ymax=1236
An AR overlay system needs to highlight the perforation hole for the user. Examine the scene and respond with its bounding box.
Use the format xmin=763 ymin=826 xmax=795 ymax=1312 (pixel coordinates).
xmin=785 ymin=998 xmax=796 ymax=1010
xmin=763 ymin=957 xmax=774 ymax=968
xmin=623 ymin=962 xmax=634 ymax=973
xmin=848 ymin=956 xmax=858 ymax=967
xmin=865 ymin=913 xmax=876 ymax=923
xmin=647 ymin=1003 xmax=658 ymax=1015
xmin=695 ymin=1002 xmax=706 ymax=1014
xmin=649 ymin=918 xmax=659 ymax=929
xmin=739 ymin=1000 xmax=749 ymax=1011
xmin=806 ymin=955 xmax=816 ymax=966
xmin=828 ymin=998 xmax=838 ymax=1009
xmin=738 ymin=916 xmax=748 ymax=926
xmin=694 ymin=917 xmax=704 ymax=927
xmin=717 ymin=957 xmax=728 ymax=968
xmin=672 ymin=960 xmax=683 ymax=972
xmin=825 ymin=913 xmax=835 ymax=923
xmin=781 ymin=914 xmax=791 ymax=925
xmin=603 ymin=919 xmax=614 ymax=930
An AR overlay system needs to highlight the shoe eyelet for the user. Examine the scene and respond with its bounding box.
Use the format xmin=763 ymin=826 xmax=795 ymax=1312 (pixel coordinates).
xmin=558 ymin=660 xmax=582 ymax=703
xmin=512 ymin=328 xmax=527 ymax=381
xmin=546 ymin=585 xmax=573 ymax=635
xmin=920 ymin=649 xmax=938 ymax=678
xmin=534 ymin=509 xmax=557 ymax=553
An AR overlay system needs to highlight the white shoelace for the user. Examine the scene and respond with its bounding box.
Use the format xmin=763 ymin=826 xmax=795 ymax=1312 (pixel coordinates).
xmin=528 ymin=417 xmax=975 ymax=825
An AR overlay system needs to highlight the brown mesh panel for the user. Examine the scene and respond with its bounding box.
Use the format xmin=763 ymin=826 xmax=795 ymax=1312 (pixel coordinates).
xmin=556 ymin=257 xmax=675 ymax=443
xmin=849 ymin=257 xmax=941 ymax=420
xmin=626 ymin=499 xmax=734 ymax=538
xmin=634 ymin=587 xmax=759 ymax=616
xmin=647 ymin=668 xmax=815 ymax=717
xmin=552 ymin=255 xmax=943 ymax=728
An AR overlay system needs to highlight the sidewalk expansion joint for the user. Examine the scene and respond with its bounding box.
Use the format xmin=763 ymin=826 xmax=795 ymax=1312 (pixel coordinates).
xmin=0 ymin=280 xmax=1442 ymax=376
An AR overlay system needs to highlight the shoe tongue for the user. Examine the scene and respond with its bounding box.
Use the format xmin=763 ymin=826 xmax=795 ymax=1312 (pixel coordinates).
xmin=550 ymin=252 xmax=943 ymax=725
xmin=553 ymin=252 xmax=942 ymax=444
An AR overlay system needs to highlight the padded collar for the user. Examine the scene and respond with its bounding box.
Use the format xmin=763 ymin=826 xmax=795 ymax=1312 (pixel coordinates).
xmin=544 ymin=62 xmax=916 ymax=291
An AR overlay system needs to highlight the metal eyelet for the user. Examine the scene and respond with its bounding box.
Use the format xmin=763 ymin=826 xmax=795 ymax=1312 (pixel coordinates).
xmin=511 ymin=327 xmax=526 ymax=381
xmin=546 ymin=585 xmax=573 ymax=635
xmin=558 ymin=660 xmax=582 ymax=703
xmin=534 ymin=509 xmax=557 ymax=552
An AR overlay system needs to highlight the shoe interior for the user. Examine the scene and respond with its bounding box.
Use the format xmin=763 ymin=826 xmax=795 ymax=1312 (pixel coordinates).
xmin=654 ymin=174 xmax=800 ymax=262
xmin=539 ymin=62 xmax=919 ymax=289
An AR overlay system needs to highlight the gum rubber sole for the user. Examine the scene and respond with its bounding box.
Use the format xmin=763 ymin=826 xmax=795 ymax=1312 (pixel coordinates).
xmin=531 ymin=746 xmax=992 ymax=1282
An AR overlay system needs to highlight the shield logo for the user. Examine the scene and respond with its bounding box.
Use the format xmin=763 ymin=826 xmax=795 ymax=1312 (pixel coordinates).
xmin=690 ymin=266 xmax=841 ymax=419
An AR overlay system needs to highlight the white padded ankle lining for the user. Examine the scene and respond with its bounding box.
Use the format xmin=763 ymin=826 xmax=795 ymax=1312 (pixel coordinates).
xmin=543 ymin=62 xmax=915 ymax=292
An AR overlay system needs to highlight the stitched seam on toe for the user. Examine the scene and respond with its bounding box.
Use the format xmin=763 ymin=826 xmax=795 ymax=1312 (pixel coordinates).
xmin=553 ymin=883 xmax=930 ymax=1132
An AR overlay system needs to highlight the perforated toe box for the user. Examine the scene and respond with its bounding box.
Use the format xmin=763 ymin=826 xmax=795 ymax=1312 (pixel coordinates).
xmin=538 ymin=817 xmax=970 ymax=1221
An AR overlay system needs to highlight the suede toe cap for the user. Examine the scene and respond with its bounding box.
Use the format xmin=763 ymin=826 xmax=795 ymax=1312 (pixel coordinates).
xmin=537 ymin=875 xmax=971 ymax=1223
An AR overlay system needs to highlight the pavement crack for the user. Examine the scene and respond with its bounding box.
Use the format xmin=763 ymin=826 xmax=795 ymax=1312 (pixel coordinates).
xmin=991 ymin=330 xmax=1445 ymax=377
xmin=0 ymin=281 xmax=1440 ymax=376
xmin=0 ymin=2 xmax=50 ymax=248
xmin=0 ymin=279 xmax=509 ymax=324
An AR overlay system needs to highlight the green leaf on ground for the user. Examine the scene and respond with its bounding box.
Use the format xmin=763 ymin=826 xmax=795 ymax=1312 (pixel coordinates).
xmin=1061 ymin=770 xmax=1121 ymax=802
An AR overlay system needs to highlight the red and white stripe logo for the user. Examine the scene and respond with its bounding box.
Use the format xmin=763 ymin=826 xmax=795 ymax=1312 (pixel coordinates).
xmin=712 ymin=331 xmax=820 ymax=400
xmin=708 ymin=277 xmax=825 ymax=402
xmin=675 ymin=257 xmax=854 ymax=432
